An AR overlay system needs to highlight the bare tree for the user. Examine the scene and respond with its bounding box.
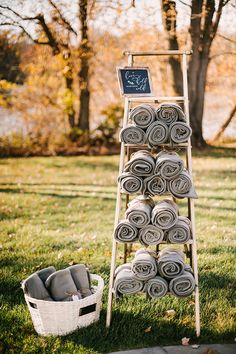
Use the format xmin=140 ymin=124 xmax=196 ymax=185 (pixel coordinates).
xmin=0 ymin=0 xmax=91 ymax=134
xmin=161 ymin=0 xmax=231 ymax=148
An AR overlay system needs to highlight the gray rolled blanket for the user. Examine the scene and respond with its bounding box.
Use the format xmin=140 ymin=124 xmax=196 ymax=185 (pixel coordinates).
xmin=124 ymin=150 xmax=155 ymax=177
xmin=169 ymin=268 xmax=195 ymax=297
xmin=45 ymin=269 xmax=80 ymax=301
xmin=169 ymin=121 xmax=192 ymax=144
xmin=143 ymin=175 xmax=167 ymax=196
xmin=36 ymin=266 xmax=56 ymax=284
xmin=119 ymin=125 xmax=146 ymax=145
xmin=114 ymin=219 xmax=138 ymax=243
xmin=131 ymin=249 xmax=158 ymax=280
xmin=155 ymin=151 xmax=184 ymax=180
xmin=68 ymin=264 xmax=92 ymax=297
xmin=114 ymin=263 xmax=144 ymax=298
xmin=168 ymin=169 xmax=198 ymax=199
xmin=22 ymin=273 xmax=53 ymax=301
xmin=139 ymin=225 xmax=164 ymax=246
xmin=157 ymin=248 xmax=185 ymax=279
xmin=129 ymin=104 xmax=156 ymax=129
xmin=118 ymin=172 xmax=143 ymax=194
xmin=151 ymin=199 xmax=178 ymax=230
xmin=144 ymin=276 xmax=168 ymax=298
xmin=125 ymin=196 xmax=155 ymax=228
xmin=156 ymin=103 xmax=185 ymax=125
xmin=166 ymin=216 xmax=192 ymax=244
xmin=146 ymin=121 xmax=169 ymax=147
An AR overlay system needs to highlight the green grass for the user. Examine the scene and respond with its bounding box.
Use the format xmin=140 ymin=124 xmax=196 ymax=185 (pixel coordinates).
xmin=0 ymin=148 xmax=236 ymax=354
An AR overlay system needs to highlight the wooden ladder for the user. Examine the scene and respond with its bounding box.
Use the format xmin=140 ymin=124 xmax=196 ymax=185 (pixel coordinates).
xmin=106 ymin=50 xmax=200 ymax=337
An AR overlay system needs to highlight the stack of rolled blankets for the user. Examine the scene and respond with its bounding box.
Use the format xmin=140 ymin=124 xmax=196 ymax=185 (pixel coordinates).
xmin=114 ymin=248 xmax=195 ymax=299
xmin=118 ymin=150 xmax=197 ymax=199
xmin=120 ymin=103 xmax=192 ymax=146
xmin=114 ymin=197 xmax=192 ymax=245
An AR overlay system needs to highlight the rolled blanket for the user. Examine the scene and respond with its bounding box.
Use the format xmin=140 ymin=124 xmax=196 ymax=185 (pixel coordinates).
xmin=131 ymin=249 xmax=158 ymax=280
xmin=155 ymin=151 xmax=184 ymax=180
xmin=139 ymin=225 xmax=164 ymax=246
xmin=22 ymin=273 xmax=53 ymax=301
xmin=144 ymin=276 xmax=168 ymax=298
xmin=125 ymin=196 xmax=155 ymax=228
xmin=129 ymin=104 xmax=156 ymax=129
xmin=119 ymin=125 xmax=146 ymax=145
xmin=157 ymin=248 xmax=185 ymax=279
xmin=37 ymin=266 xmax=56 ymax=284
xmin=118 ymin=172 xmax=143 ymax=194
xmin=169 ymin=121 xmax=192 ymax=144
xmin=114 ymin=263 xmax=144 ymax=298
xmin=169 ymin=270 xmax=195 ymax=297
xmin=124 ymin=150 xmax=155 ymax=177
xmin=114 ymin=219 xmax=138 ymax=243
xmin=146 ymin=121 xmax=169 ymax=146
xmin=156 ymin=103 xmax=185 ymax=125
xmin=168 ymin=169 xmax=198 ymax=199
xmin=143 ymin=175 xmax=167 ymax=196
xmin=45 ymin=269 xmax=79 ymax=301
xmin=151 ymin=199 xmax=178 ymax=230
xmin=68 ymin=264 xmax=92 ymax=297
xmin=166 ymin=216 xmax=192 ymax=244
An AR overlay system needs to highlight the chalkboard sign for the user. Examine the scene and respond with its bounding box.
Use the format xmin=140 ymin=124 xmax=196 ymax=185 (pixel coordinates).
xmin=117 ymin=67 xmax=153 ymax=96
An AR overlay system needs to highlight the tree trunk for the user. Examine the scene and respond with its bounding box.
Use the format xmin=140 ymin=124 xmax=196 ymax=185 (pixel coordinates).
xmin=189 ymin=54 xmax=209 ymax=148
xmin=78 ymin=0 xmax=90 ymax=132
xmin=62 ymin=56 xmax=76 ymax=128
xmin=161 ymin=0 xmax=183 ymax=95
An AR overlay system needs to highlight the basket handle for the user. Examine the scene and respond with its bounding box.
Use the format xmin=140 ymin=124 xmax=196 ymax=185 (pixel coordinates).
xmin=90 ymin=274 xmax=104 ymax=292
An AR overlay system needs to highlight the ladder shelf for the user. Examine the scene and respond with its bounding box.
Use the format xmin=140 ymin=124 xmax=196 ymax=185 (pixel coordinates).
xmin=106 ymin=50 xmax=200 ymax=337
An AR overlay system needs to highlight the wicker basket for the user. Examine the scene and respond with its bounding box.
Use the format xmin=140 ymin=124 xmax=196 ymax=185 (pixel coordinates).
xmin=24 ymin=274 xmax=104 ymax=336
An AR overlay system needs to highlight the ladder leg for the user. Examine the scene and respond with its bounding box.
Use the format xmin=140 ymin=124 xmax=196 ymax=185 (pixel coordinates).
xmin=106 ymin=98 xmax=130 ymax=328
xmin=182 ymin=53 xmax=200 ymax=337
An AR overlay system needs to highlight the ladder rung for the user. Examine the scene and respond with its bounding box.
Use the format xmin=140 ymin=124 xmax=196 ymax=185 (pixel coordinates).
xmin=124 ymin=50 xmax=192 ymax=56
xmin=128 ymin=96 xmax=186 ymax=103
xmin=124 ymin=143 xmax=188 ymax=149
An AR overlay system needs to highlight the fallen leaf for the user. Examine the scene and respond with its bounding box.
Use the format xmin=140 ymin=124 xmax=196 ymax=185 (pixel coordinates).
xmin=181 ymin=337 xmax=190 ymax=346
xmin=57 ymin=252 xmax=62 ymax=259
xmin=165 ymin=309 xmax=176 ymax=317
xmin=192 ymin=344 xmax=200 ymax=349
xmin=144 ymin=326 xmax=152 ymax=333
xmin=69 ymin=261 xmax=76 ymax=266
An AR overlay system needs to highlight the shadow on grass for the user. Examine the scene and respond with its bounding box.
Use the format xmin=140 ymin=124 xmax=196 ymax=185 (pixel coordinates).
xmin=0 ymin=187 xmax=117 ymax=201
xmin=192 ymin=146 xmax=236 ymax=159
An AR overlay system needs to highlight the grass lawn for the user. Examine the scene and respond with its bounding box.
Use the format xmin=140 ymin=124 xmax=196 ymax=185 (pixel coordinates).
xmin=0 ymin=147 xmax=236 ymax=354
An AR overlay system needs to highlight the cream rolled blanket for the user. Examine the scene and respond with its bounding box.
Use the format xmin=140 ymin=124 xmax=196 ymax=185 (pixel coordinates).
xmin=119 ymin=125 xmax=146 ymax=145
xmin=169 ymin=268 xmax=195 ymax=297
xmin=143 ymin=175 xmax=167 ymax=196
xmin=124 ymin=150 xmax=155 ymax=177
xmin=168 ymin=169 xmax=198 ymax=199
xmin=118 ymin=172 xmax=143 ymax=194
xmin=139 ymin=225 xmax=164 ymax=246
xmin=166 ymin=216 xmax=192 ymax=244
xmin=157 ymin=248 xmax=185 ymax=279
xmin=169 ymin=121 xmax=192 ymax=144
xmin=125 ymin=196 xmax=155 ymax=228
xmin=151 ymin=199 xmax=178 ymax=229
xmin=114 ymin=219 xmax=138 ymax=243
xmin=131 ymin=249 xmax=158 ymax=281
xmin=146 ymin=121 xmax=169 ymax=146
xmin=156 ymin=103 xmax=185 ymax=125
xmin=114 ymin=263 xmax=144 ymax=298
xmin=129 ymin=104 xmax=156 ymax=129
xmin=144 ymin=276 xmax=168 ymax=298
xmin=155 ymin=151 xmax=184 ymax=180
